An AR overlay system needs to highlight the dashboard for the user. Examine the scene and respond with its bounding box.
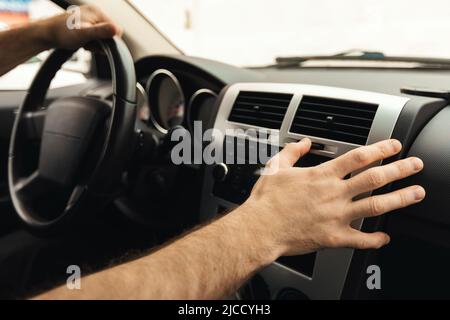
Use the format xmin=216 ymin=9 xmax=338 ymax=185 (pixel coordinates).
xmin=39 ymin=54 xmax=450 ymax=299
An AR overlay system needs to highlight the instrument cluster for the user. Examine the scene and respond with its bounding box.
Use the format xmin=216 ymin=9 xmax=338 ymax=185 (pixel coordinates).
xmin=138 ymin=69 xmax=218 ymax=134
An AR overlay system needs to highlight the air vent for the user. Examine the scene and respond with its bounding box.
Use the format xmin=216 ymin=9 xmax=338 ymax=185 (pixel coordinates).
xmin=291 ymin=96 xmax=379 ymax=145
xmin=229 ymin=91 xmax=293 ymax=129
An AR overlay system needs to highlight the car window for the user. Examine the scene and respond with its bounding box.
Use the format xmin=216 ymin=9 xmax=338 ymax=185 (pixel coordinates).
xmin=0 ymin=0 xmax=91 ymax=90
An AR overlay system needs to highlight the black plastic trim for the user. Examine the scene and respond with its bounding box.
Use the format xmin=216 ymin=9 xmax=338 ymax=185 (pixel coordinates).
xmin=342 ymin=95 xmax=448 ymax=299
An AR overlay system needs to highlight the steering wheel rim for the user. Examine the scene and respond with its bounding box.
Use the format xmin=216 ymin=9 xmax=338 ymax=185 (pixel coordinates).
xmin=8 ymin=37 xmax=137 ymax=235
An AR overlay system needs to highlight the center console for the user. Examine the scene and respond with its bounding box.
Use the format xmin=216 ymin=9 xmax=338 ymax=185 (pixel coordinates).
xmin=198 ymin=82 xmax=445 ymax=299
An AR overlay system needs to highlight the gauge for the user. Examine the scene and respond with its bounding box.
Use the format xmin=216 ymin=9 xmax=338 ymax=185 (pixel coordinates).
xmin=146 ymin=69 xmax=185 ymax=133
xmin=187 ymin=89 xmax=218 ymax=132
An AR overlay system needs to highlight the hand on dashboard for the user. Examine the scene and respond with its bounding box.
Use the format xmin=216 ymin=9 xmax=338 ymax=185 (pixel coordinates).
xmin=243 ymin=138 xmax=425 ymax=257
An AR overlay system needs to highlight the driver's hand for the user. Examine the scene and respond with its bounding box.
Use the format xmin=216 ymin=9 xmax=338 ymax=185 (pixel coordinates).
xmin=244 ymin=139 xmax=425 ymax=256
xmin=38 ymin=5 xmax=122 ymax=50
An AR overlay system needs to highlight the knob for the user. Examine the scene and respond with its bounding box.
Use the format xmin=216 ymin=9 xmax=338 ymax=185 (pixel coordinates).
xmin=213 ymin=163 xmax=229 ymax=182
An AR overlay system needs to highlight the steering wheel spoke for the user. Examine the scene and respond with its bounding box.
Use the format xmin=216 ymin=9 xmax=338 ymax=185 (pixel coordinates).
xmin=14 ymin=171 xmax=51 ymax=201
xmin=66 ymin=185 xmax=85 ymax=210
xmin=22 ymin=110 xmax=46 ymax=141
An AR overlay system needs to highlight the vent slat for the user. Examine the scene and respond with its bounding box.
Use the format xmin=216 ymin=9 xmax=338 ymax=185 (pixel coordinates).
xmin=291 ymin=124 xmax=369 ymax=145
xmin=300 ymin=96 xmax=379 ymax=112
xmin=297 ymin=109 xmax=375 ymax=124
xmin=294 ymin=115 xmax=372 ymax=130
xmin=230 ymin=115 xmax=283 ymax=127
xmin=291 ymin=96 xmax=379 ymax=145
xmin=235 ymin=101 xmax=290 ymax=110
xmin=229 ymin=91 xmax=293 ymax=129
xmin=233 ymin=108 xmax=286 ymax=118
xmin=292 ymin=123 xmax=368 ymax=139
xmin=238 ymin=96 xmax=292 ymax=105
xmin=294 ymin=116 xmax=371 ymax=136
xmin=300 ymin=101 xmax=377 ymax=116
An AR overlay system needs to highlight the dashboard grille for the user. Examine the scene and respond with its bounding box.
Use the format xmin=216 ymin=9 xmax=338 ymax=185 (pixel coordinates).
xmin=290 ymin=96 xmax=379 ymax=145
xmin=229 ymin=91 xmax=293 ymax=129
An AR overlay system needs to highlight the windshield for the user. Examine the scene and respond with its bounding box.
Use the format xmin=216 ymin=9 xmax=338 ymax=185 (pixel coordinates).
xmin=130 ymin=0 xmax=450 ymax=67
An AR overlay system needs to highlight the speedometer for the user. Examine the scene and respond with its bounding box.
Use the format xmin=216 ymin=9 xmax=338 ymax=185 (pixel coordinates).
xmin=187 ymin=89 xmax=218 ymax=132
xmin=146 ymin=69 xmax=185 ymax=133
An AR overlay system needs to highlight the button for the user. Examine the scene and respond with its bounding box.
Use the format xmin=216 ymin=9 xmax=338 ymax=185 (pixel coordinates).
xmin=311 ymin=142 xmax=325 ymax=151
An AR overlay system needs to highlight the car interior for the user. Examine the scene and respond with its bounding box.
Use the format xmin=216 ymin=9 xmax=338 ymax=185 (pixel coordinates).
xmin=0 ymin=0 xmax=450 ymax=299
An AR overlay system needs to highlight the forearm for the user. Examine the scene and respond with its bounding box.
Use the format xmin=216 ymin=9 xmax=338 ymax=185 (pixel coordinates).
xmin=36 ymin=202 xmax=282 ymax=300
xmin=0 ymin=20 xmax=52 ymax=76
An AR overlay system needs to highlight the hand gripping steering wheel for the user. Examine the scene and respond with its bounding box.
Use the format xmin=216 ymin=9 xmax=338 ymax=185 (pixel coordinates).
xmin=8 ymin=37 xmax=136 ymax=235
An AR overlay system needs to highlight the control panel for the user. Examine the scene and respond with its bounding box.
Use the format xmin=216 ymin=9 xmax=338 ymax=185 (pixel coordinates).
xmin=199 ymin=83 xmax=409 ymax=299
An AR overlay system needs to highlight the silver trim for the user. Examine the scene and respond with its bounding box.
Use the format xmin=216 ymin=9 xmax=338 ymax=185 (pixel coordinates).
xmin=145 ymin=69 xmax=186 ymax=134
xmin=214 ymin=163 xmax=229 ymax=182
xmin=207 ymin=82 xmax=409 ymax=300
xmin=187 ymin=89 xmax=218 ymax=132
xmin=135 ymin=82 xmax=150 ymax=122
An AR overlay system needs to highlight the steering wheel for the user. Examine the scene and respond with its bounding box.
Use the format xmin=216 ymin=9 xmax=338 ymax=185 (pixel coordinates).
xmin=8 ymin=37 xmax=137 ymax=235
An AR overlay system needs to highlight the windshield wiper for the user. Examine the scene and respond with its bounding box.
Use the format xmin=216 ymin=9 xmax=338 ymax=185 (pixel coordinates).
xmin=272 ymin=49 xmax=450 ymax=69
xmin=276 ymin=50 xmax=385 ymax=64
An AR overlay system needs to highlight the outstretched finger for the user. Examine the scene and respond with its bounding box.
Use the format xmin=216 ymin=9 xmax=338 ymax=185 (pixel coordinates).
xmin=348 ymin=185 xmax=426 ymax=220
xmin=346 ymin=157 xmax=424 ymax=196
xmin=326 ymin=139 xmax=402 ymax=178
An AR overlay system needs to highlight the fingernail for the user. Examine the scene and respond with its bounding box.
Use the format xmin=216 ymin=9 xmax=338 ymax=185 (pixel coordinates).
xmin=413 ymin=186 xmax=426 ymax=201
xmin=390 ymin=139 xmax=402 ymax=152
xmin=411 ymin=158 xmax=424 ymax=171
xmin=301 ymin=138 xmax=311 ymax=144
xmin=385 ymin=235 xmax=391 ymax=245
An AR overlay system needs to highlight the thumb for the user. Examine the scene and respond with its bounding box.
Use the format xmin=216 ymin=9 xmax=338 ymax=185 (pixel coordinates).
xmin=79 ymin=22 xmax=118 ymax=43
xmin=267 ymin=138 xmax=312 ymax=170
